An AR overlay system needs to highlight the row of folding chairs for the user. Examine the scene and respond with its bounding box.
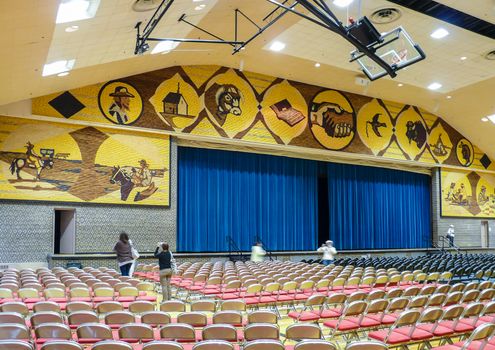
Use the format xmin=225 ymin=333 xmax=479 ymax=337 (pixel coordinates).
xmin=0 ymin=338 xmax=390 ymax=350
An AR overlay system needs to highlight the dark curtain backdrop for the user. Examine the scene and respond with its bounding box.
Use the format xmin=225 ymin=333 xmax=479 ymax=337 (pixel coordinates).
xmin=326 ymin=162 xmax=431 ymax=250
xmin=178 ymin=147 xmax=319 ymax=252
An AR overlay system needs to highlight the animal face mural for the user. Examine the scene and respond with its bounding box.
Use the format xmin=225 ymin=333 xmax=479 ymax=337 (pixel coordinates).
xmin=215 ymin=84 xmax=242 ymax=124
xmin=456 ymin=138 xmax=474 ymax=167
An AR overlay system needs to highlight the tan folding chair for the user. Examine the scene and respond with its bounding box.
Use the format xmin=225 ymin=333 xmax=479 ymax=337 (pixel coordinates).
xmin=212 ymin=311 xmax=244 ymax=327
xmin=128 ymin=300 xmax=155 ymax=314
xmin=34 ymin=323 xmax=72 ymax=341
xmin=0 ymin=302 xmax=29 ymax=316
xmin=345 ymin=341 xmax=387 ymax=350
xmin=91 ymin=340 xmax=134 ymax=350
xmin=142 ymin=341 xmax=184 ymax=350
xmin=76 ymin=323 xmax=113 ymax=344
xmin=0 ymin=340 xmax=34 ymax=350
xmin=33 ymin=301 xmax=61 ymax=313
xmin=104 ymin=311 xmax=135 ymax=329
xmin=192 ymin=340 xmax=234 ymax=350
xmin=118 ymin=323 xmax=154 ymax=343
xmin=177 ymin=312 xmax=208 ymax=327
xmin=284 ymin=323 xmax=323 ymax=343
xmin=68 ymin=311 xmax=99 ymax=329
xmin=30 ymin=311 xmax=64 ymax=327
xmin=160 ymin=300 xmax=186 ymax=313
xmin=244 ymin=323 xmax=279 ymax=342
xmin=0 ymin=312 xmax=26 ymax=325
xmin=202 ymin=324 xmax=238 ymax=342
xmin=243 ymin=340 xmax=285 ymax=350
xmin=141 ymin=311 xmax=172 ymax=328
xmin=96 ymin=301 xmax=124 ymax=314
xmin=159 ymin=324 xmax=197 ymax=342
xmin=66 ymin=301 xmax=92 ymax=313
xmin=247 ymin=310 xmax=278 ymax=324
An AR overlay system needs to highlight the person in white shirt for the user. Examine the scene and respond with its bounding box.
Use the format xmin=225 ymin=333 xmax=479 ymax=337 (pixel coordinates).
xmin=446 ymin=225 xmax=455 ymax=247
xmin=318 ymin=240 xmax=337 ymax=265
xmin=250 ymin=242 xmax=266 ymax=262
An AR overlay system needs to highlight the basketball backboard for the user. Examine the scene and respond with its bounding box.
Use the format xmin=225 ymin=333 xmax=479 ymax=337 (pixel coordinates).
xmin=350 ymin=27 xmax=426 ymax=81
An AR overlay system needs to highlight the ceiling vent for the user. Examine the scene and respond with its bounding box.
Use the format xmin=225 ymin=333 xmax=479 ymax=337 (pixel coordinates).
xmin=132 ymin=0 xmax=161 ymax=12
xmin=370 ymin=8 xmax=402 ymax=24
xmin=484 ymin=50 xmax=495 ymax=60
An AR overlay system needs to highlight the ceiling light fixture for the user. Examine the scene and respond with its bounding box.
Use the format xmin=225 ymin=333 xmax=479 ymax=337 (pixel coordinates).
xmin=192 ymin=0 xmax=204 ymax=2
xmin=42 ymin=59 xmax=75 ymax=76
xmin=65 ymin=25 xmax=79 ymax=32
xmin=460 ymin=56 xmax=467 ymax=60
xmin=151 ymin=40 xmax=179 ymax=54
xmin=487 ymin=114 xmax=495 ymax=123
xmin=430 ymin=28 xmax=449 ymax=39
xmin=333 ymin=0 xmax=354 ymax=7
xmin=56 ymin=0 xmax=100 ymax=24
xmin=446 ymin=95 xmax=452 ymax=99
xmin=269 ymin=41 xmax=286 ymax=52
xmin=315 ymin=62 xmax=321 ymax=67
xmin=398 ymin=83 xmax=403 ymax=87
xmin=427 ymin=82 xmax=442 ymax=90
xmin=194 ymin=4 xmax=206 ymax=10
xmin=57 ymin=72 xmax=70 ymax=77
xmin=481 ymin=117 xmax=489 ymax=122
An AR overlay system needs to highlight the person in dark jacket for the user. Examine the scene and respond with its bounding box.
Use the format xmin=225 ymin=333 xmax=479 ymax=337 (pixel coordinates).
xmin=113 ymin=232 xmax=133 ymax=276
xmin=154 ymin=242 xmax=173 ymax=301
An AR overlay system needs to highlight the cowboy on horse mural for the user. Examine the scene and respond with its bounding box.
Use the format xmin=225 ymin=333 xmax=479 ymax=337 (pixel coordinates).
xmin=9 ymin=141 xmax=54 ymax=180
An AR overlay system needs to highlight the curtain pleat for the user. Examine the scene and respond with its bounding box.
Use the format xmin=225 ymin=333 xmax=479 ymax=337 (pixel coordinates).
xmin=178 ymin=147 xmax=319 ymax=252
xmin=326 ymin=162 xmax=431 ymax=250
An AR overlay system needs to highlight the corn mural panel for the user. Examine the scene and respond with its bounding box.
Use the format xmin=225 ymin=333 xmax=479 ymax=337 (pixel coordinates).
xmin=0 ymin=116 xmax=170 ymax=206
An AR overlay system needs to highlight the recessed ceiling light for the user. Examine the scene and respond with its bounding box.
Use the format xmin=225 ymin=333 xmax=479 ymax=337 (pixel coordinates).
xmin=56 ymin=0 xmax=100 ymax=24
xmin=460 ymin=56 xmax=467 ymax=60
xmin=427 ymin=82 xmax=442 ymax=90
xmin=315 ymin=62 xmax=321 ymax=67
xmin=333 ymin=0 xmax=354 ymax=7
xmin=481 ymin=117 xmax=489 ymax=122
xmin=269 ymin=41 xmax=286 ymax=52
xmin=192 ymin=0 xmax=204 ymax=2
xmin=487 ymin=114 xmax=495 ymax=123
xmin=57 ymin=71 xmax=70 ymax=77
xmin=398 ymin=83 xmax=403 ymax=87
xmin=65 ymin=25 xmax=79 ymax=32
xmin=446 ymin=95 xmax=452 ymax=99
xmin=194 ymin=4 xmax=206 ymax=10
xmin=430 ymin=28 xmax=449 ymax=39
xmin=42 ymin=59 xmax=75 ymax=76
xmin=151 ymin=40 xmax=179 ymax=54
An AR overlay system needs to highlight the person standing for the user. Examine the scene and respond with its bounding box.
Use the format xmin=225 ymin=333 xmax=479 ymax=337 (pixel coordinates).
xmin=250 ymin=242 xmax=266 ymax=262
xmin=318 ymin=240 xmax=337 ymax=266
xmin=113 ymin=232 xmax=133 ymax=276
xmin=154 ymin=242 xmax=174 ymax=301
xmin=446 ymin=225 xmax=455 ymax=247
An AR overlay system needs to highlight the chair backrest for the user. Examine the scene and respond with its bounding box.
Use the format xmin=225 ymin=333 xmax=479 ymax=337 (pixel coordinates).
xmin=0 ymin=340 xmax=34 ymax=350
xmin=294 ymin=340 xmax=337 ymax=350
xmin=0 ymin=312 xmax=25 ymax=325
xmin=104 ymin=311 xmax=135 ymax=325
xmin=1 ymin=299 xmax=28 ymax=316
xmin=44 ymin=288 xmax=66 ymax=299
xmin=192 ymin=340 xmax=234 ymax=350
xmin=66 ymin=301 xmax=93 ymax=313
xmin=345 ymin=341 xmax=387 ymax=350
xmin=141 ymin=311 xmax=172 ymax=327
xmin=220 ymin=300 xmax=246 ymax=311
xmin=34 ymin=323 xmax=72 ymax=340
xmin=68 ymin=311 xmax=99 ymax=326
xmin=96 ymin=301 xmax=124 ymax=314
xmin=40 ymin=340 xmax=84 ymax=350
xmin=94 ymin=288 xmax=114 ymax=297
xmin=128 ymin=301 xmax=155 ymax=313
xmin=160 ymin=301 xmax=186 ymax=312
xmin=159 ymin=324 xmax=196 ymax=341
xmin=247 ymin=311 xmax=278 ymax=324
xmin=142 ymin=341 xmax=184 ymax=350
xmin=191 ymin=300 xmax=216 ymax=313
xmin=388 ymin=297 xmax=409 ymax=312
xmin=118 ymin=323 xmax=154 ymax=340
xmin=76 ymin=323 xmax=113 ymax=340
xmin=460 ymin=323 xmax=495 ymax=350
xmin=243 ymin=340 xmax=285 ymax=350
xmin=91 ymin=340 xmax=134 ymax=350
xmin=285 ymin=323 xmax=322 ymax=340
xmin=441 ymin=305 xmax=464 ymax=321
xmin=244 ymin=323 xmax=280 ymax=341
xmin=212 ymin=311 xmax=243 ymax=326
xmin=344 ymin=301 xmax=367 ymax=317
xmin=326 ymin=293 xmax=347 ymax=305
xmin=177 ymin=312 xmax=208 ymax=327
xmin=30 ymin=311 xmax=64 ymax=327
xmin=408 ymin=295 xmax=428 ymax=309
xmin=0 ymin=324 xmax=30 ymax=340
xmin=33 ymin=301 xmax=61 ymax=313
xmin=450 ymin=283 xmax=465 ymax=293
xmin=394 ymin=310 xmax=421 ymax=328
xmin=366 ymin=299 xmax=389 ymax=314
xmin=305 ymin=294 xmax=326 ymax=307
xmin=119 ymin=286 xmax=139 ymax=297
xmin=202 ymin=324 xmax=237 ymax=341
xmin=418 ymin=307 xmax=443 ymax=324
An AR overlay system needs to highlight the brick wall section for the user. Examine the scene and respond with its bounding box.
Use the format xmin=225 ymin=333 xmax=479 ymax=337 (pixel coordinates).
xmin=0 ymin=139 xmax=177 ymax=264
xmin=432 ymin=168 xmax=495 ymax=248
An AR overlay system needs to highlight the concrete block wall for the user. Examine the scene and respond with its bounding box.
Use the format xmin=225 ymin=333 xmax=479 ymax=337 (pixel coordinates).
xmin=432 ymin=168 xmax=495 ymax=248
xmin=0 ymin=139 xmax=177 ymax=264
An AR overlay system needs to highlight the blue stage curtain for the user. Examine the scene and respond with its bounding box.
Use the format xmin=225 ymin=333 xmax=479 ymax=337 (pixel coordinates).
xmin=326 ymin=162 xmax=431 ymax=250
xmin=178 ymin=147 xmax=318 ymax=252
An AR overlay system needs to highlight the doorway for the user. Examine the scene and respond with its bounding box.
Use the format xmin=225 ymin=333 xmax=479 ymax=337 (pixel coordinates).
xmin=54 ymin=209 xmax=76 ymax=254
xmin=481 ymin=221 xmax=489 ymax=248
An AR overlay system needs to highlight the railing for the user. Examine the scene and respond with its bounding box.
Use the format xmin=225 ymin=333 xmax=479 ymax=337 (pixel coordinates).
xmin=226 ymin=235 xmax=246 ymax=262
xmin=437 ymin=236 xmax=468 ymax=255
xmin=254 ymin=234 xmax=274 ymax=261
